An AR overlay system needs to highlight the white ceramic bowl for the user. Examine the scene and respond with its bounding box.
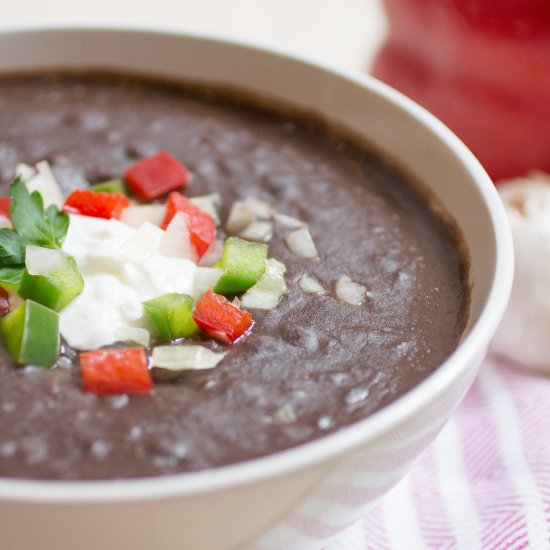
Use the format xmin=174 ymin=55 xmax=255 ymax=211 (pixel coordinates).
xmin=0 ymin=25 xmax=513 ymax=550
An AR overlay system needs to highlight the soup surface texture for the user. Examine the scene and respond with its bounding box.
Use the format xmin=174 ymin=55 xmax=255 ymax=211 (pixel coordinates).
xmin=0 ymin=73 xmax=469 ymax=479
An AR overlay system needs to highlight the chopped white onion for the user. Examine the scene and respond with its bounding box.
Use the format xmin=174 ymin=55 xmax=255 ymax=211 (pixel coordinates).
xmin=15 ymin=163 xmax=36 ymax=181
xmin=114 ymin=326 xmax=150 ymax=347
xmin=152 ymin=345 xmax=226 ymax=372
xmin=241 ymin=258 xmax=287 ymax=309
xmin=17 ymin=160 xmax=64 ymax=209
xmin=0 ymin=215 xmax=12 ymax=230
xmin=284 ymin=227 xmax=318 ymax=259
xmin=120 ymin=204 xmax=165 ymax=228
xmin=226 ymin=201 xmax=255 ymax=233
xmin=190 ymin=193 xmax=221 ymax=225
xmin=273 ymin=212 xmax=305 ymax=229
xmin=335 ymin=275 xmax=367 ymax=306
xmin=238 ymin=221 xmax=273 ymax=242
xmin=297 ymin=274 xmax=326 ymax=295
xmin=193 ymin=267 xmax=224 ymax=300
xmin=118 ymin=222 xmax=164 ymax=263
xmin=25 ymin=245 xmax=66 ymax=275
xmin=244 ymin=197 xmax=273 ymax=220
xmin=159 ymin=212 xmax=197 ymax=261
xmin=226 ymin=197 xmax=273 ymax=233
xmin=198 ymin=238 xmax=224 ymax=267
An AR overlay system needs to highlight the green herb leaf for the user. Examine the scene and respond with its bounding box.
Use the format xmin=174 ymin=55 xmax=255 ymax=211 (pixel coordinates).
xmin=0 ymin=228 xmax=24 ymax=266
xmin=9 ymin=177 xmax=69 ymax=249
xmin=44 ymin=203 xmax=70 ymax=244
xmin=0 ymin=265 xmax=24 ymax=287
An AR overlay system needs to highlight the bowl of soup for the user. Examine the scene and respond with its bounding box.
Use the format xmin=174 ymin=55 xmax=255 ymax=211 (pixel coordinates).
xmin=0 ymin=24 xmax=513 ymax=550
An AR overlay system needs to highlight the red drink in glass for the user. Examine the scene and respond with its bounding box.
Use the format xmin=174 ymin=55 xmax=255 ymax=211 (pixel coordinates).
xmin=373 ymin=0 xmax=550 ymax=182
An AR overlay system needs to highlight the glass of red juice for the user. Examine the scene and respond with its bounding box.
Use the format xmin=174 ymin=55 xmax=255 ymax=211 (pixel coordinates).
xmin=372 ymin=0 xmax=550 ymax=182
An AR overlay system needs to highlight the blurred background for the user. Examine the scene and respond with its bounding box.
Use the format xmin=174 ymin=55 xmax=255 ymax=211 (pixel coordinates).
xmin=1 ymin=0 xmax=387 ymax=72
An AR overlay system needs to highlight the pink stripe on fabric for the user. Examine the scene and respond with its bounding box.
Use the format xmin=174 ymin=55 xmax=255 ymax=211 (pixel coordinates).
xmin=496 ymin=363 xmax=550 ymax=545
xmin=250 ymin=357 xmax=549 ymax=550
xmin=501 ymin=536 xmax=530 ymax=550
xmin=409 ymin=447 xmax=455 ymax=549
xmin=362 ymin=505 xmax=393 ymax=550
xmin=485 ymin=516 xmax=527 ymax=549
xmin=454 ymin=368 xmax=529 ymax=549
xmin=327 ymin=358 xmax=548 ymax=550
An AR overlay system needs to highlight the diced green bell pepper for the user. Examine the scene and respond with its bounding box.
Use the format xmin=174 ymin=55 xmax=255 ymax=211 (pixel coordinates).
xmin=18 ymin=247 xmax=84 ymax=312
xmin=1 ymin=300 xmax=59 ymax=368
xmin=90 ymin=178 xmax=128 ymax=195
xmin=143 ymin=293 xmax=199 ymax=341
xmin=214 ymin=237 xmax=268 ymax=295
xmin=0 ymin=271 xmax=22 ymax=293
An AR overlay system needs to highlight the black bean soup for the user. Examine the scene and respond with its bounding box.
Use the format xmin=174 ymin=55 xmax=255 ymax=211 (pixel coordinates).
xmin=0 ymin=73 xmax=469 ymax=479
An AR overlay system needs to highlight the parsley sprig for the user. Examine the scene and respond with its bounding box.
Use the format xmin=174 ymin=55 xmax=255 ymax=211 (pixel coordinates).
xmin=0 ymin=177 xmax=69 ymax=287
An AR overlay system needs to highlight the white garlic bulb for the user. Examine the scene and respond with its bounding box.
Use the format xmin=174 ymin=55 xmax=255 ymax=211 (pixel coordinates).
xmin=491 ymin=172 xmax=550 ymax=373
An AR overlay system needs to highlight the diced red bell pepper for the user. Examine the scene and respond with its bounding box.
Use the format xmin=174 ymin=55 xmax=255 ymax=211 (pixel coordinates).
xmin=0 ymin=287 xmax=10 ymax=316
xmin=192 ymin=290 xmax=253 ymax=343
xmin=80 ymin=347 xmax=152 ymax=395
xmin=124 ymin=151 xmax=190 ymax=201
xmin=0 ymin=198 xmax=10 ymax=220
xmin=161 ymin=192 xmax=216 ymax=260
xmin=64 ymin=189 xmax=129 ymax=219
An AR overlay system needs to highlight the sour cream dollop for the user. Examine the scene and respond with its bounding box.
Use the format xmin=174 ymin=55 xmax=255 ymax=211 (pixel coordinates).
xmin=60 ymin=214 xmax=196 ymax=350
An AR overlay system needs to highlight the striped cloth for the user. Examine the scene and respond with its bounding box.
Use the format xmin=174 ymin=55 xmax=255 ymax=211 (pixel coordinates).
xmin=326 ymin=356 xmax=550 ymax=550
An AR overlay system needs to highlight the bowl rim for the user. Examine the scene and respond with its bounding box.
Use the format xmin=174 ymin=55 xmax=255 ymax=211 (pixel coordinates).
xmin=0 ymin=23 xmax=514 ymax=503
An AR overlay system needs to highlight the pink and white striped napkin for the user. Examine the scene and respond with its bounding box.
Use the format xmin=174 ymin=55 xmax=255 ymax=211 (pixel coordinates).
xmin=326 ymin=357 xmax=550 ymax=549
